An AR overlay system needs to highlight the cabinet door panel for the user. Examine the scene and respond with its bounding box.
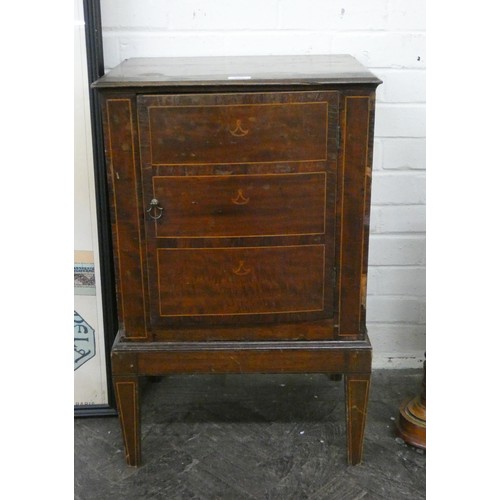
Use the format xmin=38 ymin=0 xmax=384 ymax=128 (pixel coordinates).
xmin=138 ymin=90 xmax=339 ymax=333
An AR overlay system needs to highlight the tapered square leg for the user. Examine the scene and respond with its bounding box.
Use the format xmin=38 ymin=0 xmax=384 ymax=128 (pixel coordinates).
xmin=114 ymin=376 xmax=141 ymax=466
xmin=345 ymin=373 xmax=371 ymax=465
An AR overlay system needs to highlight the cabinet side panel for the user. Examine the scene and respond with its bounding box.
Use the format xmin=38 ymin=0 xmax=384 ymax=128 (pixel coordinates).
xmin=360 ymin=94 xmax=376 ymax=328
xmin=104 ymin=97 xmax=149 ymax=339
xmin=338 ymin=95 xmax=372 ymax=337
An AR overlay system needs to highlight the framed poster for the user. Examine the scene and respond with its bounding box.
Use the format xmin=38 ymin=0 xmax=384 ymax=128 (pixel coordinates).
xmin=74 ymin=0 xmax=117 ymax=416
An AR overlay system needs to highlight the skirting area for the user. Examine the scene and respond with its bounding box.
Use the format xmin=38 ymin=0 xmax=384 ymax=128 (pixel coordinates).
xmin=75 ymin=369 xmax=425 ymax=499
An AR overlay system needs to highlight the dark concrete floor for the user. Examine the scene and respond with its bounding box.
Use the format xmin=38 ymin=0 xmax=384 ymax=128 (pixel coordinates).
xmin=75 ymin=369 xmax=425 ymax=499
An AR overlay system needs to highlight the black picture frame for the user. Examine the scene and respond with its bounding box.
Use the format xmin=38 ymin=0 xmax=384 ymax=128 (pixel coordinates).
xmin=75 ymin=0 xmax=117 ymax=417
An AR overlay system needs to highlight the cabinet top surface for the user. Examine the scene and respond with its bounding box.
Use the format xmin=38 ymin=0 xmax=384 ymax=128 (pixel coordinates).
xmin=92 ymin=54 xmax=381 ymax=88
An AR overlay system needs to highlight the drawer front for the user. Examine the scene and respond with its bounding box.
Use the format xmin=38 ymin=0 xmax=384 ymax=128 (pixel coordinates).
xmin=139 ymin=92 xmax=333 ymax=165
xmin=156 ymin=245 xmax=325 ymax=319
xmin=152 ymin=172 xmax=326 ymax=238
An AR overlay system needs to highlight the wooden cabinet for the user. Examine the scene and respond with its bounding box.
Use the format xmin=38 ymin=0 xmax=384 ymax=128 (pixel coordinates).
xmin=93 ymin=54 xmax=381 ymax=466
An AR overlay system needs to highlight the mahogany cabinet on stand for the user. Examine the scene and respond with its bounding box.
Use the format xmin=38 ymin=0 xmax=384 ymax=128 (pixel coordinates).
xmin=92 ymin=54 xmax=381 ymax=466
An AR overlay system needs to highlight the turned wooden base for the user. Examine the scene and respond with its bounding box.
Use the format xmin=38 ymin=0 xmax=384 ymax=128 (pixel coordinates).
xmin=112 ymin=332 xmax=372 ymax=467
xmin=395 ymin=395 xmax=426 ymax=449
xmin=395 ymin=362 xmax=426 ymax=449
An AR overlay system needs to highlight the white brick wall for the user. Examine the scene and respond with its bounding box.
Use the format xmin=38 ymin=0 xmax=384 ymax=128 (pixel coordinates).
xmin=100 ymin=0 xmax=426 ymax=368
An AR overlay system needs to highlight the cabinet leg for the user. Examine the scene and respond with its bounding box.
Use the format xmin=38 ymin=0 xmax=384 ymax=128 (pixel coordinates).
xmin=345 ymin=373 xmax=371 ymax=465
xmin=114 ymin=376 xmax=141 ymax=466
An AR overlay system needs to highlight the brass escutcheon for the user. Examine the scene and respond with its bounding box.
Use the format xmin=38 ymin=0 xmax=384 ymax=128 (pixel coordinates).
xmin=146 ymin=198 xmax=164 ymax=220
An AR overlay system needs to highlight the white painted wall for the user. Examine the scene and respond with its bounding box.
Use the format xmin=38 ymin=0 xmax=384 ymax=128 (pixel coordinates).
xmin=100 ymin=0 xmax=426 ymax=368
